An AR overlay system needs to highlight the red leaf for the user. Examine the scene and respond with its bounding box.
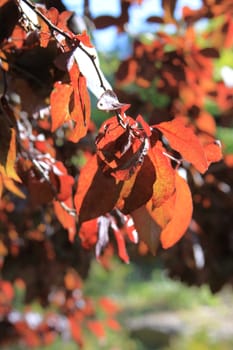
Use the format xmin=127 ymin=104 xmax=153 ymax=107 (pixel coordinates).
xmin=53 ymin=199 xmax=76 ymax=242
xmin=69 ymin=315 xmax=83 ymax=345
xmin=50 ymin=161 xmax=74 ymax=201
xmin=50 ymin=82 xmax=73 ymax=131
xmin=106 ymin=318 xmax=121 ymax=331
xmin=74 ymin=155 xmax=123 ymax=223
xmin=96 ymin=115 xmax=149 ymax=181
xmin=99 ymin=297 xmax=120 ymax=315
xmin=149 ymin=142 xmax=175 ymax=208
xmin=195 ymin=111 xmax=216 ymax=135
xmin=116 ymin=154 xmax=156 ymax=213
xmin=75 ymin=31 xmax=93 ymax=48
xmin=78 ymin=218 xmax=98 ymax=248
xmin=68 ymin=62 xmax=91 ymax=142
xmin=152 ymin=173 xmax=193 ymax=249
xmin=0 ymin=280 xmax=14 ymax=301
xmin=111 ymin=224 xmax=129 ymax=263
xmin=155 ymin=118 xmax=208 ymax=173
xmin=204 ymin=142 xmax=222 ymax=165
xmin=87 ymin=320 xmax=106 ymax=338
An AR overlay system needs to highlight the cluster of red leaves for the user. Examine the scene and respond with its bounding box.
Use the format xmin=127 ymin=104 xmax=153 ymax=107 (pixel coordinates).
xmin=75 ymin=108 xmax=221 ymax=254
xmin=0 ymin=0 xmax=231 ymax=347
xmin=0 ymin=0 xmax=221 ymax=260
xmin=109 ymin=0 xmax=233 ymax=290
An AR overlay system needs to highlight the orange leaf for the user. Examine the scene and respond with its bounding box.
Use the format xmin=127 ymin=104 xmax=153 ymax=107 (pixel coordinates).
xmin=106 ymin=318 xmax=121 ymax=331
xmin=96 ymin=115 xmax=149 ymax=181
xmin=149 ymin=142 xmax=175 ymax=208
xmin=54 ymin=199 xmax=76 ymax=242
xmin=0 ymin=49 xmax=8 ymax=71
xmin=74 ymin=155 xmax=123 ymax=223
xmin=75 ymin=31 xmax=93 ymax=47
xmin=0 ymin=280 xmax=14 ymax=301
xmin=195 ymin=111 xmax=216 ymax=135
xmin=112 ymin=226 xmax=129 ymax=263
xmin=204 ymin=142 xmax=222 ymax=165
xmin=87 ymin=320 xmax=105 ymax=338
xmin=154 ymin=173 xmax=193 ymax=249
xmin=5 ymin=128 xmax=21 ymax=182
xmin=2 ymin=174 xmax=25 ymax=198
xmin=99 ymin=297 xmax=120 ymax=315
xmin=38 ymin=7 xmax=59 ymax=48
xmin=68 ymin=63 xmax=90 ymax=142
xmin=50 ymin=82 xmax=73 ymax=131
xmin=155 ymin=118 xmax=208 ymax=173
xmin=69 ymin=315 xmax=83 ymax=345
xmin=0 ymin=97 xmax=20 ymax=182
xmin=78 ymin=218 xmax=98 ymax=248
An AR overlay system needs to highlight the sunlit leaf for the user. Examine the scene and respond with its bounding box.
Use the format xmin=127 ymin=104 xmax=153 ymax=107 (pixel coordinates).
xmin=68 ymin=61 xmax=91 ymax=142
xmin=50 ymin=82 xmax=73 ymax=131
xmin=74 ymin=155 xmax=123 ymax=223
xmin=5 ymin=128 xmax=21 ymax=182
xmin=75 ymin=31 xmax=93 ymax=48
xmin=149 ymin=142 xmax=175 ymax=208
xmin=53 ymin=199 xmax=76 ymax=242
xmin=154 ymin=173 xmax=193 ymax=249
xmin=155 ymin=118 xmax=209 ymax=173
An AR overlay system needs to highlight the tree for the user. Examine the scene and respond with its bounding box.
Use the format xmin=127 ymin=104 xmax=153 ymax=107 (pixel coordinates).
xmin=0 ymin=0 xmax=231 ymax=347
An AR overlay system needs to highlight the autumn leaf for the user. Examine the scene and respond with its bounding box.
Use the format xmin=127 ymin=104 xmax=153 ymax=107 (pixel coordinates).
xmin=149 ymin=141 xmax=175 ymax=208
xmin=131 ymin=205 xmax=161 ymax=255
xmin=68 ymin=61 xmax=91 ymax=142
xmin=38 ymin=7 xmax=59 ymax=48
xmin=106 ymin=318 xmax=121 ymax=331
xmin=96 ymin=115 xmax=149 ymax=181
xmin=150 ymin=172 xmax=193 ymax=249
xmin=0 ymin=49 xmax=9 ymax=71
xmin=204 ymin=142 xmax=222 ymax=165
xmin=87 ymin=320 xmax=106 ymax=339
xmin=69 ymin=315 xmax=83 ymax=346
xmin=74 ymin=155 xmax=123 ymax=223
xmin=0 ymin=167 xmax=25 ymax=198
xmin=0 ymin=97 xmax=21 ymax=182
xmin=195 ymin=111 xmax=216 ymax=135
xmin=78 ymin=218 xmax=98 ymax=248
xmin=0 ymin=126 xmax=21 ymax=182
xmin=75 ymin=31 xmax=93 ymax=48
xmin=50 ymin=82 xmax=73 ymax=132
xmin=155 ymin=118 xmax=209 ymax=173
xmin=111 ymin=223 xmax=129 ymax=263
xmin=49 ymin=160 xmax=74 ymax=201
xmin=5 ymin=128 xmax=21 ymax=182
xmin=54 ymin=199 xmax=76 ymax=242
xmin=99 ymin=297 xmax=120 ymax=315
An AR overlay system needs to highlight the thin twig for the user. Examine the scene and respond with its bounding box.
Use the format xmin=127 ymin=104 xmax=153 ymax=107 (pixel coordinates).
xmin=20 ymin=0 xmax=107 ymax=91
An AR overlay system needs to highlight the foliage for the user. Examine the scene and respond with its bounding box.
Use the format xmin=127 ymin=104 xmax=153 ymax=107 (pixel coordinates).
xmin=0 ymin=0 xmax=232 ymax=348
